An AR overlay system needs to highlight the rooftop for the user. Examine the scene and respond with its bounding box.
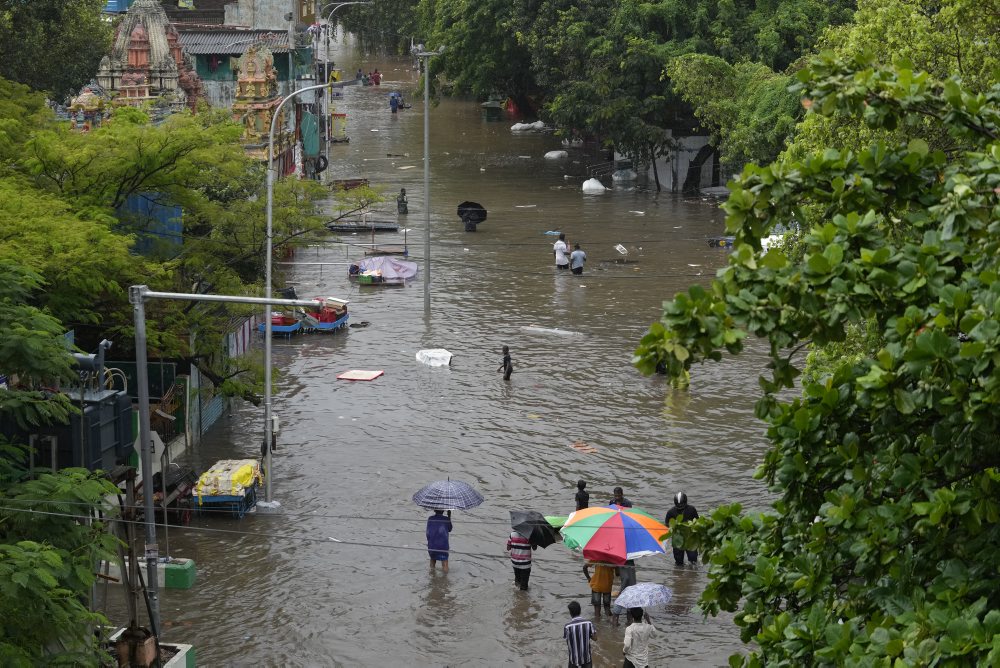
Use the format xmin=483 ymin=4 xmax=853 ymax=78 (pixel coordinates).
xmin=173 ymin=24 xmax=290 ymax=54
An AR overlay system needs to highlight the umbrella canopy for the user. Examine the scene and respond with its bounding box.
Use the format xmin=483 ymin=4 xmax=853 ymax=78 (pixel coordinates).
xmin=510 ymin=510 xmax=561 ymax=549
xmin=412 ymin=479 xmax=484 ymax=510
xmin=561 ymin=506 xmax=669 ymax=565
xmin=613 ymin=582 xmax=673 ymax=610
xmin=457 ymin=201 xmax=487 ymax=224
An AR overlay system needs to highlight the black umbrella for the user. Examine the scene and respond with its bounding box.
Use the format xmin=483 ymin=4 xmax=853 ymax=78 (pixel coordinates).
xmin=457 ymin=201 xmax=487 ymax=231
xmin=510 ymin=510 xmax=561 ymax=549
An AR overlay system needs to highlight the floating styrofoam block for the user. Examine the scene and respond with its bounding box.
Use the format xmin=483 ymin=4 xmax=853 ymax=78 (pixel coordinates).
xmin=582 ymin=178 xmax=608 ymax=193
xmin=544 ymin=150 xmax=569 ymax=160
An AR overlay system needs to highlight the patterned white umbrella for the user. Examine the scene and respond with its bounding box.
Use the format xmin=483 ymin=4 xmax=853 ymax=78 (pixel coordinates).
xmin=613 ymin=582 xmax=673 ymax=609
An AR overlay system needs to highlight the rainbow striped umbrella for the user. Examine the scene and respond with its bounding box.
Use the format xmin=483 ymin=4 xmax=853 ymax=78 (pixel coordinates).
xmin=561 ymin=506 xmax=669 ymax=565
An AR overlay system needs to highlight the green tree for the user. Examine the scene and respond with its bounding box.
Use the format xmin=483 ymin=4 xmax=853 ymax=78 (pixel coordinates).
xmin=0 ymin=262 xmax=120 ymax=666
xmin=17 ymin=104 xmax=335 ymax=403
xmin=788 ymin=0 xmax=1000 ymax=159
xmin=666 ymin=54 xmax=803 ymax=171
xmin=418 ymin=0 xmax=536 ymax=102
xmin=635 ymin=55 xmax=1000 ymax=665
xmin=0 ymin=0 xmax=111 ymax=100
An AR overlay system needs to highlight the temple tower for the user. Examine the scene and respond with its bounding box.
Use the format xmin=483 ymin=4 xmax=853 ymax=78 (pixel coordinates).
xmin=97 ymin=0 xmax=202 ymax=111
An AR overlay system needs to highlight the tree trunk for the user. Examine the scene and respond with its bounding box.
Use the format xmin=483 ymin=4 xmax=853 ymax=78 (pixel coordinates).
xmin=682 ymin=144 xmax=715 ymax=194
xmin=650 ymin=143 xmax=662 ymax=192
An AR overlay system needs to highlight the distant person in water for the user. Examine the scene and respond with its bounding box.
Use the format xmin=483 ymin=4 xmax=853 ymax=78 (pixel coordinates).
xmin=497 ymin=345 xmax=513 ymax=380
xmin=355 ymin=68 xmax=363 ymax=79
xmin=426 ymin=509 xmax=452 ymax=572
xmin=609 ymin=486 xmax=633 ymax=508
xmin=575 ymin=479 xmax=590 ymax=510
xmin=665 ymin=492 xmax=699 ymax=565
xmin=570 ymin=243 xmax=587 ymax=275
xmin=396 ymin=188 xmax=407 ymax=214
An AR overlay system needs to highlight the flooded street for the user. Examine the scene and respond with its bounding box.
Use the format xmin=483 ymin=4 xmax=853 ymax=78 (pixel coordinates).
xmin=145 ymin=52 xmax=775 ymax=667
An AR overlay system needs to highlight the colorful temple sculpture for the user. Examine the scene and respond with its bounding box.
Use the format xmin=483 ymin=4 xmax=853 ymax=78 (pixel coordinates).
xmin=66 ymin=84 xmax=111 ymax=132
xmin=231 ymin=44 xmax=294 ymax=174
xmin=96 ymin=0 xmax=202 ymax=112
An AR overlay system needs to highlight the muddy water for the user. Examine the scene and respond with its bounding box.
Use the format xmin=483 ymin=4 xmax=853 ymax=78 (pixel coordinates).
xmin=143 ymin=53 xmax=776 ymax=667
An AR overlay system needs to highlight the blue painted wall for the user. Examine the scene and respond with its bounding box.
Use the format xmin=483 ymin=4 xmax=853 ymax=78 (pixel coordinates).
xmin=103 ymin=0 xmax=135 ymax=12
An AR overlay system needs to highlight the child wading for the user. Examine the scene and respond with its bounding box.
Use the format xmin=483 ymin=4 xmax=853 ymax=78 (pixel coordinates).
xmin=497 ymin=345 xmax=513 ymax=380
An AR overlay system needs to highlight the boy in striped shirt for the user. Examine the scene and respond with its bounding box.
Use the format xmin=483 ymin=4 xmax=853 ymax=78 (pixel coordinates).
xmin=564 ymin=601 xmax=596 ymax=668
xmin=506 ymin=529 xmax=535 ymax=590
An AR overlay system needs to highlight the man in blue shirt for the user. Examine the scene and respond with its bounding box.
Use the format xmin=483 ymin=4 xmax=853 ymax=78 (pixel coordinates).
xmin=426 ymin=509 xmax=452 ymax=573
xmin=570 ymin=243 xmax=587 ymax=275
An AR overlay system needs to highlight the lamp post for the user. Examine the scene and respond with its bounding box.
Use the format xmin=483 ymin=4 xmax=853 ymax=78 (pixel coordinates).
xmin=321 ymin=2 xmax=371 ymax=66
xmin=319 ymin=2 xmax=371 ymax=164
xmin=411 ymin=45 xmax=446 ymax=311
xmin=264 ymin=78 xmax=357 ymax=503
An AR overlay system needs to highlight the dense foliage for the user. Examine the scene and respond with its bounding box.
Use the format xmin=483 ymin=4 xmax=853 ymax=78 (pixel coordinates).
xmin=667 ymin=54 xmax=802 ymax=170
xmin=635 ymin=55 xmax=1000 ymax=665
xmin=0 ymin=78 xmax=338 ymax=403
xmin=0 ymin=0 xmax=112 ymax=100
xmin=788 ymin=0 xmax=1000 ymax=159
xmin=0 ymin=262 xmax=120 ymax=666
xmin=405 ymin=0 xmax=854 ymax=173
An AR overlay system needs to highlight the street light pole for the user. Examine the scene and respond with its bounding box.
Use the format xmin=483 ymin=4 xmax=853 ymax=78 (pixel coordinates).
xmin=264 ymin=79 xmax=357 ymax=503
xmin=320 ymin=2 xmax=371 ymax=169
xmin=412 ymin=45 xmax=446 ymax=312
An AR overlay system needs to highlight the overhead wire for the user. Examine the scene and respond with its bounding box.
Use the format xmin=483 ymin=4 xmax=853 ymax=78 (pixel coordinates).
xmin=0 ymin=504 xmax=668 ymax=572
xmin=0 ymin=496 xmax=596 ymax=526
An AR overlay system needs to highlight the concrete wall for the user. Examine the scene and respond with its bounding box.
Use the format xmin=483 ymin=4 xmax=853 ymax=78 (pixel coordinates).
xmin=637 ymin=132 xmax=717 ymax=193
xmin=225 ymin=0 xmax=295 ymax=29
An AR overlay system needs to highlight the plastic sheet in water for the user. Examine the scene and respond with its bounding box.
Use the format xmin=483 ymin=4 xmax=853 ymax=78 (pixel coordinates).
xmin=416 ymin=349 xmax=453 ymax=367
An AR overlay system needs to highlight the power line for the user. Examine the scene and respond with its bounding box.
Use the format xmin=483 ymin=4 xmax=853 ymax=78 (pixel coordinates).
xmin=0 ymin=504 xmax=672 ymax=570
xmin=1 ymin=497 xmax=652 ymax=527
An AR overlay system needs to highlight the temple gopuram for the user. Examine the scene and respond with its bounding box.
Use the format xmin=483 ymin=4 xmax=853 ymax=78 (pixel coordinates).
xmin=231 ymin=44 xmax=294 ymax=174
xmin=96 ymin=0 xmax=202 ymax=112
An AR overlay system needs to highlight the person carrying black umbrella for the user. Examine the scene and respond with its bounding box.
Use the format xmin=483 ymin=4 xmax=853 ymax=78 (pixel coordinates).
xmin=506 ymin=528 xmax=535 ymax=590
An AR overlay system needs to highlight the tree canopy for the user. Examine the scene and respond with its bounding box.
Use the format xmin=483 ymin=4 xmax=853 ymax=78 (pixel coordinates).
xmin=0 ymin=262 xmax=120 ymax=666
xmin=409 ymin=0 xmax=854 ymax=176
xmin=635 ymin=55 xmax=1000 ymax=665
xmin=0 ymin=0 xmax=112 ymax=101
xmin=0 ymin=79 xmax=341 ymax=405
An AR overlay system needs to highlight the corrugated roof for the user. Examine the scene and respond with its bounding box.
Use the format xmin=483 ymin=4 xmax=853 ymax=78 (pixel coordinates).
xmin=177 ymin=29 xmax=289 ymax=55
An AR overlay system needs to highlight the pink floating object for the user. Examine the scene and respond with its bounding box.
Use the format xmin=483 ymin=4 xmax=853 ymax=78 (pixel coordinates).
xmin=337 ymin=369 xmax=385 ymax=381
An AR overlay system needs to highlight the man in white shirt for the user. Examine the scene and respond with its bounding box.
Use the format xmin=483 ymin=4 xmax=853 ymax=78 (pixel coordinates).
xmin=622 ymin=607 xmax=656 ymax=668
xmin=553 ymin=233 xmax=570 ymax=270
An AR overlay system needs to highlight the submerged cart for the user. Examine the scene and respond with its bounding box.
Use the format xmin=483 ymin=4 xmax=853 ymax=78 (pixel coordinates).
xmin=193 ymin=459 xmax=263 ymax=519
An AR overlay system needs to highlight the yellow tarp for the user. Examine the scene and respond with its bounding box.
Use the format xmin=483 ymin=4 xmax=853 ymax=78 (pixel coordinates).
xmin=195 ymin=459 xmax=263 ymax=503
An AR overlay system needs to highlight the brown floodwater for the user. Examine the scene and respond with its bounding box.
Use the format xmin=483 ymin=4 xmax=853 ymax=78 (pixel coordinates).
xmin=111 ymin=49 xmax=777 ymax=667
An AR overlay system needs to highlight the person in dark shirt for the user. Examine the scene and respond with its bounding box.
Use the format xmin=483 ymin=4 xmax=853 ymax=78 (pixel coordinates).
xmin=497 ymin=345 xmax=513 ymax=380
xmin=609 ymin=486 xmax=633 ymax=508
xmin=664 ymin=492 xmax=699 ymax=565
xmin=575 ymin=480 xmax=590 ymax=510
xmin=426 ymin=509 xmax=452 ymax=573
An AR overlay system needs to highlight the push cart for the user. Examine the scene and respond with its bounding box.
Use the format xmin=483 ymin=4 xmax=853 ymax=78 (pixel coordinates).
xmin=193 ymin=459 xmax=263 ymax=519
